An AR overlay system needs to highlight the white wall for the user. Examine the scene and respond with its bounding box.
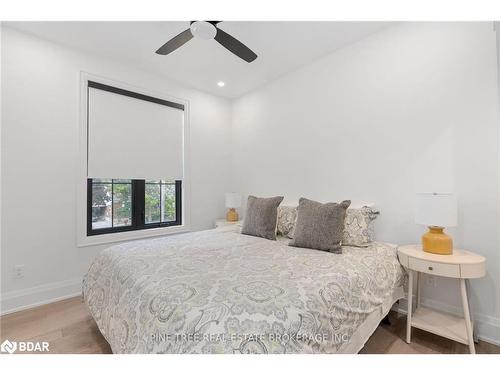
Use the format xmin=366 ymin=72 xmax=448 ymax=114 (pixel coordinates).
xmin=0 ymin=27 xmax=232 ymax=313
xmin=231 ymin=22 xmax=500 ymax=344
xmin=2 ymin=22 xmax=500 ymax=345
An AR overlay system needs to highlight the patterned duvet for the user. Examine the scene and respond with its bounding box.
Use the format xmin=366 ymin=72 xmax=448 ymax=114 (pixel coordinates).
xmin=83 ymin=228 xmax=404 ymax=354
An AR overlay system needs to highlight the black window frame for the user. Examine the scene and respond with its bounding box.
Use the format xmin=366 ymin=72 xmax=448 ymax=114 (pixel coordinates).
xmin=87 ymin=179 xmax=182 ymax=236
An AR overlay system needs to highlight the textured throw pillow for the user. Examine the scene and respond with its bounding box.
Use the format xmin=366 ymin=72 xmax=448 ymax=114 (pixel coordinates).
xmin=290 ymin=198 xmax=351 ymax=253
xmin=343 ymin=206 xmax=380 ymax=247
xmin=242 ymin=195 xmax=284 ymax=240
xmin=277 ymin=205 xmax=298 ymax=238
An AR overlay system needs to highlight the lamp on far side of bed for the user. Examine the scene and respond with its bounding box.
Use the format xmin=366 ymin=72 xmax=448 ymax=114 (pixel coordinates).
xmin=225 ymin=192 xmax=242 ymax=222
xmin=415 ymin=192 xmax=457 ymax=255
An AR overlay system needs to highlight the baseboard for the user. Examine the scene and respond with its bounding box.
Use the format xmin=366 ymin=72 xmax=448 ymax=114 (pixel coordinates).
xmin=0 ymin=278 xmax=82 ymax=315
xmin=394 ymin=297 xmax=500 ymax=347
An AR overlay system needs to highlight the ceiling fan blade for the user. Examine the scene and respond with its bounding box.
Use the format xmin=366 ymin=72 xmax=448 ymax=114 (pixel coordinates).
xmin=214 ymin=28 xmax=257 ymax=63
xmin=156 ymin=28 xmax=193 ymax=55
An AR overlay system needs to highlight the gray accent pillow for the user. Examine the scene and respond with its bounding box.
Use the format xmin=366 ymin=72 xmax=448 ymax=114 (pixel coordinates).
xmin=290 ymin=198 xmax=351 ymax=253
xmin=242 ymin=195 xmax=284 ymax=240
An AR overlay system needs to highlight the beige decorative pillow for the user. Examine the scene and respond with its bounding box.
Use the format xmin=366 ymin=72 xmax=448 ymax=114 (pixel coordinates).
xmin=342 ymin=206 xmax=379 ymax=247
xmin=277 ymin=204 xmax=379 ymax=246
xmin=277 ymin=205 xmax=297 ymax=238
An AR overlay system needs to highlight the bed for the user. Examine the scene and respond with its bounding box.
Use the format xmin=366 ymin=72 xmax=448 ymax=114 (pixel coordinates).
xmin=83 ymin=226 xmax=405 ymax=354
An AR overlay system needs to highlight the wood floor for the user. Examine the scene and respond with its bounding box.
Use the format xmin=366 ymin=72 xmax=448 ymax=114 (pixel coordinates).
xmin=1 ymin=296 xmax=499 ymax=354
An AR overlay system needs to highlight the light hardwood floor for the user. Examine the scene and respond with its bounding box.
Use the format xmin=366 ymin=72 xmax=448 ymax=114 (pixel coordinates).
xmin=1 ymin=296 xmax=499 ymax=354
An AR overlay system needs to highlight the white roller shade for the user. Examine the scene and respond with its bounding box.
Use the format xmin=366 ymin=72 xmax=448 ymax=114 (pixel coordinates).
xmin=87 ymin=85 xmax=184 ymax=180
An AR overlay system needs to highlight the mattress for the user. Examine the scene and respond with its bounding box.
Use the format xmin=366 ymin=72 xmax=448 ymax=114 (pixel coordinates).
xmin=83 ymin=228 xmax=405 ymax=353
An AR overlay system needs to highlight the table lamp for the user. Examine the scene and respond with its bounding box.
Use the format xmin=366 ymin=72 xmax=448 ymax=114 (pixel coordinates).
xmin=415 ymin=192 xmax=457 ymax=255
xmin=225 ymin=192 xmax=242 ymax=222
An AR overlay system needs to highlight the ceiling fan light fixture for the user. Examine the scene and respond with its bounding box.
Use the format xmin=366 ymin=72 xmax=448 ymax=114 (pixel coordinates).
xmin=156 ymin=21 xmax=257 ymax=63
xmin=190 ymin=21 xmax=217 ymax=40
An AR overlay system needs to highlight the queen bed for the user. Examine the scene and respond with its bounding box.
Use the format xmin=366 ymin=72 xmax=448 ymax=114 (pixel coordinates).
xmin=83 ymin=225 xmax=405 ymax=354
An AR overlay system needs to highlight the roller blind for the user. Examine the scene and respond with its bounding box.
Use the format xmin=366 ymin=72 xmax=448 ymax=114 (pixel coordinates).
xmin=87 ymin=82 xmax=184 ymax=180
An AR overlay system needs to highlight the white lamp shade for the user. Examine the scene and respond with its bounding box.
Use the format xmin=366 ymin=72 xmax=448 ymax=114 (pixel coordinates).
xmin=415 ymin=193 xmax=457 ymax=227
xmin=225 ymin=193 xmax=242 ymax=208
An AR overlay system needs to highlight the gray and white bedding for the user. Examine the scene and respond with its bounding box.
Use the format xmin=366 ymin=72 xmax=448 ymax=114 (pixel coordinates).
xmin=83 ymin=228 xmax=404 ymax=354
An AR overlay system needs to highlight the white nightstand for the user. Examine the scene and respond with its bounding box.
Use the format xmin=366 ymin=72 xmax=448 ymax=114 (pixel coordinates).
xmin=215 ymin=219 xmax=243 ymax=228
xmin=397 ymin=245 xmax=486 ymax=354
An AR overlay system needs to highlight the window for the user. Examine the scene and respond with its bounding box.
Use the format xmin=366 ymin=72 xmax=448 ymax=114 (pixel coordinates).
xmin=87 ymin=179 xmax=181 ymax=236
xmin=145 ymin=180 xmax=178 ymax=224
xmin=84 ymin=79 xmax=185 ymax=238
xmin=89 ymin=179 xmax=132 ymax=229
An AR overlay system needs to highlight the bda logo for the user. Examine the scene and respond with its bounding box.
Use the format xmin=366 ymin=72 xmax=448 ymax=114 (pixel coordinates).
xmin=1 ymin=339 xmax=17 ymax=354
xmin=0 ymin=339 xmax=49 ymax=353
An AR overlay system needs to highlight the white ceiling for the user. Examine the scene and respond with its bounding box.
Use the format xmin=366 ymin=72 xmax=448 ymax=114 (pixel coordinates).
xmin=6 ymin=21 xmax=390 ymax=98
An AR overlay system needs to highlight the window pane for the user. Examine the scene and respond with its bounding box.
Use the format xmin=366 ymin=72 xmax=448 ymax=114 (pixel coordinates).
xmin=113 ymin=183 xmax=132 ymax=227
xmin=161 ymin=183 xmax=176 ymax=222
xmin=145 ymin=183 xmax=161 ymax=224
xmin=92 ymin=183 xmax=112 ymax=229
xmin=113 ymin=179 xmax=132 ymax=183
xmin=93 ymin=178 xmax=112 ymax=183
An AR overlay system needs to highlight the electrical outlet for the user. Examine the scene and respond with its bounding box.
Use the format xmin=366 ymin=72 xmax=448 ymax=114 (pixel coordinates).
xmin=14 ymin=265 xmax=25 ymax=279
xmin=426 ymin=275 xmax=436 ymax=288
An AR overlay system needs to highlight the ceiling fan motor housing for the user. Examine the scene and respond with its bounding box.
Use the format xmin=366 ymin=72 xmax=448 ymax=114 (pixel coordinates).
xmin=190 ymin=21 xmax=217 ymax=40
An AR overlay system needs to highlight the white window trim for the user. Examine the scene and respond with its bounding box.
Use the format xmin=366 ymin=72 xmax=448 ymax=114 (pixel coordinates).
xmin=77 ymin=72 xmax=191 ymax=247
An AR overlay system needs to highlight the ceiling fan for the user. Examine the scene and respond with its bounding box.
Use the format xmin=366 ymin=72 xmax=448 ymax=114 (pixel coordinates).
xmin=156 ymin=21 xmax=257 ymax=63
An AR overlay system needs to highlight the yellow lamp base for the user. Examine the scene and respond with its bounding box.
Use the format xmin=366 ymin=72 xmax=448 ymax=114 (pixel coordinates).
xmin=422 ymin=226 xmax=453 ymax=255
xmin=226 ymin=208 xmax=239 ymax=222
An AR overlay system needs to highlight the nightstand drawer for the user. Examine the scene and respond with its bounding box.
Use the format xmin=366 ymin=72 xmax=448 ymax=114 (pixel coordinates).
xmin=408 ymin=257 xmax=460 ymax=278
